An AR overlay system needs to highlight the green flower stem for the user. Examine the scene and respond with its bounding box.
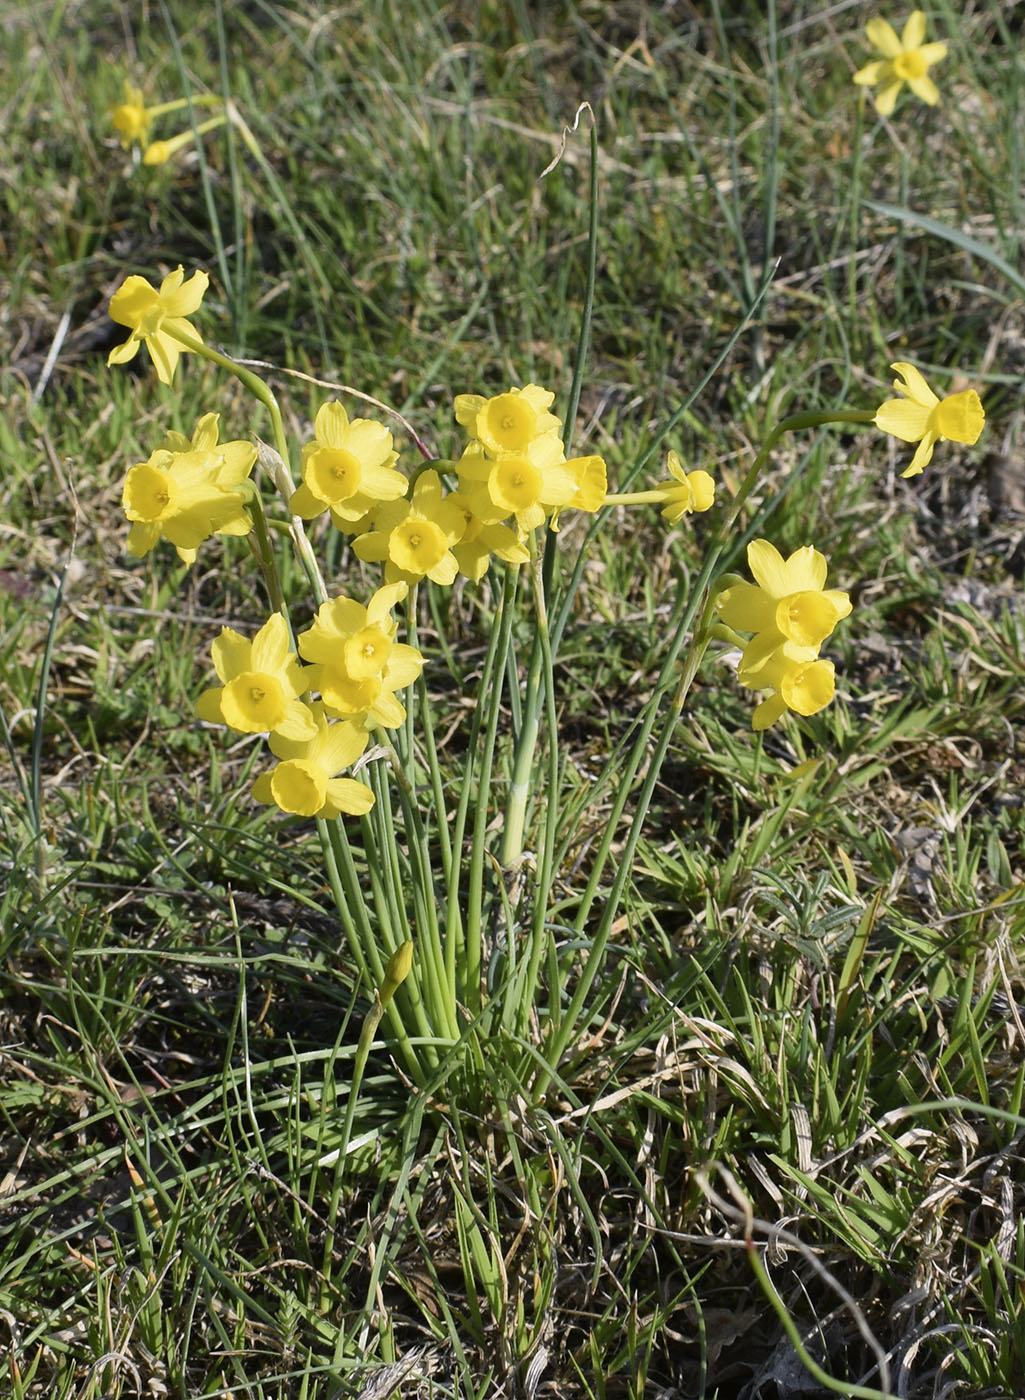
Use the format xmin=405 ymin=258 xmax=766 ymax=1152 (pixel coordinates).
xmin=145 ymin=95 xmax=225 ymax=117
xmin=455 ymin=565 xmax=517 ymax=1015
xmin=164 ymin=324 xmax=328 ymax=606
xmin=500 ymin=619 xmax=543 ymax=871
xmin=561 ymin=114 xmax=599 ymax=457
xmin=145 ymin=114 xmax=228 ymax=161
xmin=317 ymin=814 xmax=421 ymax=1078
xmin=726 ymin=409 xmax=877 ymax=527
xmin=603 ymin=489 xmax=672 ymax=506
xmin=511 ymin=532 xmax=561 ymax=1040
xmin=369 ymin=745 xmax=458 ymax=1048
xmin=166 ymin=325 xmax=289 ymax=463
xmin=539 ymin=571 xmax=705 ymax=1090
xmin=498 ymin=114 xmax=599 ymax=876
xmin=240 ymin=489 xmax=285 ymax=615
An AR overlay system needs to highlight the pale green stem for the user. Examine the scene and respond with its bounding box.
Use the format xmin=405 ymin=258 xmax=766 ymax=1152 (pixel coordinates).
xmin=456 ymin=566 xmax=517 ymax=1014
xmin=166 ymin=323 xmax=331 ymax=606
xmin=603 ymin=489 xmax=673 ymax=506
xmin=144 ymin=113 xmax=228 ymax=163
xmin=500 ymin=535 xmax=550 ymax=871
xmin=142 ymin=95 xmax=225 ymax=118
xmin=511 ymin=533 xmax=560 ymax=1040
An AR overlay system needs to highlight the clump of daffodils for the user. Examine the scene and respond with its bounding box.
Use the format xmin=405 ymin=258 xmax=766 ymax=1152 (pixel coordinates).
xmin=715 ymin=542 xmax=852 ymax=730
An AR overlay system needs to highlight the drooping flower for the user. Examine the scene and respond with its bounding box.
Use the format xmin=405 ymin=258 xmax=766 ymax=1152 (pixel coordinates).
xmin=297 ymin=583 xmax=424 ymax=729
xmin=747 ymin=652 xmax=838 ymax=731
xmin=290 ymin=401 xmax=406 ymax=527
xmin=716 ymin=540 xmax=852 ymax=671
xmin=109 ymin=80 xmax=153 ymax=149
xmin=656 ymin=451 xmax=715 ymax=523
xmin=874 ymin=362 xmax=985 ymax=478
xmin=853 ymin=11 xmax=947 ymax=116
xmin=454 ymin=384 xmax=562 ymax=456
xmin=108 ymin=265 xmax=209 ymax=385
xmin=351 ymin=470 xmax=465 ymax=585
xmin=195 ymin=613 xmax=317 ymax=741
xmin=122 ymin=412 xmax=255 ymax=564
xmin=251 ymin=703 xmax=374 ymax=819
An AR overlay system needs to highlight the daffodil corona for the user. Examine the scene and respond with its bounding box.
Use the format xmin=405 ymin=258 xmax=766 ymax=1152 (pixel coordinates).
xmin=853 ymin=11 xmax=947 ymax=116
xmin=874 ymin=363 xmax=985 ymax=477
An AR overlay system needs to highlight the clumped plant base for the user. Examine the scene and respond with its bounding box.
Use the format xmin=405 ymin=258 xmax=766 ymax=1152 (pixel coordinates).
xmin=2 ymin=3 xmax=1024 ymax=1398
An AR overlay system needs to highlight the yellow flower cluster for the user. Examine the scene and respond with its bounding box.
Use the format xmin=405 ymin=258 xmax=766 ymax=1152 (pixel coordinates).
xmin=289 ymin=383 xmax=610 ymax=587
xmin=193 ymin=585 xmax=424 ymax=820
xmin=122 ymin=413 xmax=255 ymax=564
xmin=716 ymin=542 xmax=852 ymax=731
xmin=108 ymin=78 xmax=227 ymax=166
xmin=453 ymin=384 xmax=607 ymax=536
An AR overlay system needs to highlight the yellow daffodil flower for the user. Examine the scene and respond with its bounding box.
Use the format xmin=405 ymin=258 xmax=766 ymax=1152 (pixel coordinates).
xmin=109 ymin=80 xmax=153 ymax=149
xmin=252 ymin=704 xmax=374 ymax=819
xmin=657 ymin=451 xmax=715 ymax=523
xmin=716 ymin=540 xmax=851 ymax=729
xmin=195 ymin=613 xmax=317 ymax=741
xmin=290 ymin=401 xmax=406 ymax=526
xmin=457 ymin=435 xmax=579 ymax=533
xmin=352 ymin=470 xmax=465 ymax=585
xmin=298 ymin=584 xmax=424 ymax=730
xmin=853 ymin=11 xmax=947 ymax=116
xmin=716 ymin=540 xmax=852 ymax=665
xmin=874 ymin=362 xmax=985 ymax=477
xmin=454 ymin=384 xmax=562 ymax=456
xmin=748 ymin=652 xmax=838 ymax=731
xmin=564 ymin=455 xmax=608 ymax=513
xmin=121 ymin=412 xmax=255 ymax=564
xmin=107 ymin=265 xmax=209 ymax=385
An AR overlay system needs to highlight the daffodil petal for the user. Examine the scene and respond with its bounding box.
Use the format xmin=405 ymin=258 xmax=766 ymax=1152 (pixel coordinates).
xmin=866 ymin=17 xmax=902 ymax=57
xmin=900 ymin=9 xmax=926 ymax=49
xmin=875 ymin=398 xmax=934 ymax=442
xmin=853 ymin=60 xmax=887 ymax=86
xmin=907 ymin=74 xmax=940 ymax=106
xmin=874 ymin=80 xmax=904 ymax=117
xmin=902 ymin=431 xmax=938 ymax=478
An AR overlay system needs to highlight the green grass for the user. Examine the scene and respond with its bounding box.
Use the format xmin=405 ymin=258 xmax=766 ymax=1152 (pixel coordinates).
xmin=3 ymin=1 xmax=1025 ymax=1396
